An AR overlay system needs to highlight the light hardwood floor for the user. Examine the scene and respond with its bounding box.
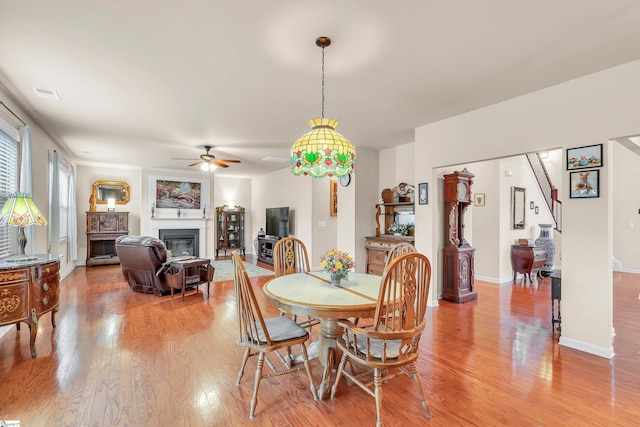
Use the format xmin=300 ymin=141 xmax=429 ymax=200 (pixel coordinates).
xmin=1 ymin=258 xmax=639 ymax=426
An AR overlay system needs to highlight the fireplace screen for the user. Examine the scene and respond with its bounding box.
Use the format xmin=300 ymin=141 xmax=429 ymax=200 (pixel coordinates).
xmin=159 ymin=228 xmax=199 ymax=257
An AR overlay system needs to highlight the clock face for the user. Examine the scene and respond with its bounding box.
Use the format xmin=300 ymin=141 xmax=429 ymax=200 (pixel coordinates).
xmin=339 ymin=174 xmax=351 ymax=187
xmin=457 ymin=182 xmax=468 ymax=201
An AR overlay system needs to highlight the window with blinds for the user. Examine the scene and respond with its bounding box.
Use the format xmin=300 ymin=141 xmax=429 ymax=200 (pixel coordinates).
xmin=48 ymin=158 xmax=70 ymax=243
xmin=0 ymin=129 xmax=19 ymax=258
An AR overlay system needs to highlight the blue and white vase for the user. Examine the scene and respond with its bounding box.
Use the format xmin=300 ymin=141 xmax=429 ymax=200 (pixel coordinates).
xmin=535 ymin=224 xmax=555 ymax=277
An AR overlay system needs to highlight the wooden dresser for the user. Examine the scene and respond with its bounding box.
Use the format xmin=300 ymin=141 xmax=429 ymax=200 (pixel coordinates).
xmin=510 ymin=245 xmax=547 ymax=282
xmin=86 ymin=211 xmax=129 ymax=266
xmin=364 ymin=235 xmax=415 ymax=276
xmin=0 ymin=255 xmax=61 ymax=357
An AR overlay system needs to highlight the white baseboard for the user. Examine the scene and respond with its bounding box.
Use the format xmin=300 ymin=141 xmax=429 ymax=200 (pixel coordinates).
xmin=559 ymin=336 xmax=615 ymax=359
xmin=617 ymin=267 xmax=640 ymax=274
xmin=474 ymin=275 xmax=512 ymax=287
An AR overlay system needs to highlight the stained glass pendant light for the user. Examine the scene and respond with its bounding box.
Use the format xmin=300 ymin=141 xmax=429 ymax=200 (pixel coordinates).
xmin=290 ymin=37 xmax=356 ymax=178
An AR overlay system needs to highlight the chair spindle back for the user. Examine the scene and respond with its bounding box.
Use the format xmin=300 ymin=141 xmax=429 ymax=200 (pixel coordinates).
xmin=232 ymin=252 xmax=272 ymax=346
xmin=273 ymin=237 xmax=310 ymax=277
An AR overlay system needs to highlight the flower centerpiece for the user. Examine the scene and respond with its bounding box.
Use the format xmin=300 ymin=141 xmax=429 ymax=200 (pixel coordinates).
xmin=320 ymin=249 xmax=355 ymax=285
xmin=388 ymin=222 xmax=409 ymax=236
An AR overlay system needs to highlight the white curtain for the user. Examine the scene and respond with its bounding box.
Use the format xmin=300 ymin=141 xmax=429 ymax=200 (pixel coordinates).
xmin=19 ymin=125 xmax=34 ymax=255
xmin=67 ymin=165 xmax=77 ymax=261
xmin=49 ymin=150 xmax=60 ymax=256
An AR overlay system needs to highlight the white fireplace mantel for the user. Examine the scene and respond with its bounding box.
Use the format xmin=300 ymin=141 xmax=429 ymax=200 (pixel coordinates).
xmin=150 ymin=217 xmax=208 ymax=257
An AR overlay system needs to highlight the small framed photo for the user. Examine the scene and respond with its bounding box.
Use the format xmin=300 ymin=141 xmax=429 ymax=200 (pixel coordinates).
xmin=530 ymin=201 xmax=534 ymax=210
xmin=418 ymin=183 xmax=428 ymax=205
xmin=474 ymin=193 xmax=485 ymax=206
xmin=535 ymin=206 xmax=539 ymax=214
xmin=566 ymin=144 xmax=603 ymax=170
xmin=569 ymin=170 xmax=600 ymax=199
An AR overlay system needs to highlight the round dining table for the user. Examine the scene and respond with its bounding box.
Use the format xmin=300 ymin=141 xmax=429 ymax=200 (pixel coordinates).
xmin=263 ymin=271 xmax=381 ymax=400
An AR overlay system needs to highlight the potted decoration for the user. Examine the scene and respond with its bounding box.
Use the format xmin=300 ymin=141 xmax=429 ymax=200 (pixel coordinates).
xmin=320 ymin=249 xmax=355 ymax=285
xmin=388 ymin=223 xmax=409 ymax=236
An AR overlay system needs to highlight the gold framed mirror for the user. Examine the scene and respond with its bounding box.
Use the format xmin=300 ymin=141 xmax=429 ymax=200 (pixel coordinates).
xmin=92 ymin=180 xmax=130 ymax=204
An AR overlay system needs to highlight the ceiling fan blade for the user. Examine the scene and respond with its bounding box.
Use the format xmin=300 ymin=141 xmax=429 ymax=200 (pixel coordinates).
xmin=217 ymin=159 xmax=241 ymax=163
xmin=212 ymin=160 xmax=229 ymax=168
xmin=188 ymin=161 xmax=202 ymax=167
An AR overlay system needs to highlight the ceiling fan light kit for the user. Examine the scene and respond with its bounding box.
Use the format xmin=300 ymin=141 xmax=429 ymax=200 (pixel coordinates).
xmin=174 ymin=145 xmax=241 ymax=172
xmin=290 ymin=36 xmax=356 ymax=178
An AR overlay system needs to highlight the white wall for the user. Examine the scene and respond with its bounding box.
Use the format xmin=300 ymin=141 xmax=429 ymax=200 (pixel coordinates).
xmin=139 ymin=169 xmax=215 ymax=255
xmin=415 ymin=57 xmax=640 ymax=358
xmin=251 ymin=168 xmax=314 ymax=258
xmin=311 ymin=178 xmax=337 ymax=266
xmin=213 ymin=176 xmax=252 ymax=253
xmin=612 ymin=142 xmax=640 ymax=272
xmin=75 ymin=166 xmax=142 ymax=263
xmin=349 ymin=147 xmax=379 ymax=272
xmin=0 ymin=91 xmax=76 ymax=278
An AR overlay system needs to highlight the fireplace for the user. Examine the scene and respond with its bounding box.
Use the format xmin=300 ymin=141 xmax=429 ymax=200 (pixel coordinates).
xmin=151 ymin=217 xmax=207 ymax=258
xmin=159 ymin=228 xmax=199 ymax=257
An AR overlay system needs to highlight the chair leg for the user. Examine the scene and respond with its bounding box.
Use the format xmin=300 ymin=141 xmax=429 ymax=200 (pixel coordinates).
xmin=330 ymin=352 xmax=348 ymax=399
xmin=249 ymin=352 xmax=265 ymax=419
xmin=236 ymin=348 xmax=250 ymax=385
xmin=374 ymin=368 xmax=383 ymax=427
xmin=409 ymin=362 xmax=431 ymax=419
xmin=300 ymin=343 xmax=318 ymax=400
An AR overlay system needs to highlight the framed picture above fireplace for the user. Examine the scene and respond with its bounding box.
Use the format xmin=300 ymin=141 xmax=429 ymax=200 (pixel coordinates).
xmin=147 ymin=175 xmax=210 ymax=212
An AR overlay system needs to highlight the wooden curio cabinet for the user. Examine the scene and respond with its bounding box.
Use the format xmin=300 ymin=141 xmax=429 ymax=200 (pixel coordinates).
xmin=216 ymin=205 xmax=245 ymax=257
xmin=442 ymin=169 xmax=477 ymax=303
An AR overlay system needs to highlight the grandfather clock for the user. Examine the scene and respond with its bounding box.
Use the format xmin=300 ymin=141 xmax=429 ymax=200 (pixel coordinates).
xmin=442 ymin=168 xmax=477 ymax=303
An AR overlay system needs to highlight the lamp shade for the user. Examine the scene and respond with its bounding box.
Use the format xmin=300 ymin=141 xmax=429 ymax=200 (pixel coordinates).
xmin=0 ymin=193 xmax=47 ymax=227
xmin=290 ymin=118 xmax=356 ymax=178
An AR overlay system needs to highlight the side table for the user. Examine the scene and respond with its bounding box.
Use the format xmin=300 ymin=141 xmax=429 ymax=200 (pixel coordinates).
xmin=550 ymin=269 xmax=561 ymax=332
xmin=165 ymin=258 xmax=214 ymax=301
xmin=0 ymin=254 xmax=61 ymax=357
xmin=511 ymin=244 xmax=547 ymax=282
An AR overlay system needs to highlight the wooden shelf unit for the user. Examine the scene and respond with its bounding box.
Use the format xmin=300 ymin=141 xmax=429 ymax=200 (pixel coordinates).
xmin=86 ymin=211 xmax=129 ymax=267
xmin=256 ymin=237 xmax=278 ymax=265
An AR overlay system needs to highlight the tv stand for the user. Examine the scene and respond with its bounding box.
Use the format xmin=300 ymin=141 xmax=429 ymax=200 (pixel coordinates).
xmin=257 ymin=236 xmax=280 ymax=265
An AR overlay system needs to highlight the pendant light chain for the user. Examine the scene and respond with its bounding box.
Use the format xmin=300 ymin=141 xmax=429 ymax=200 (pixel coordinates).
xmin=321 ymin=46 xmax=325 ymax=119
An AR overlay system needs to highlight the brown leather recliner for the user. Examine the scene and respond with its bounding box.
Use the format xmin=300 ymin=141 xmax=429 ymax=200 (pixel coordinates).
xmin=115 ymin=235 xmax=172 ymax=295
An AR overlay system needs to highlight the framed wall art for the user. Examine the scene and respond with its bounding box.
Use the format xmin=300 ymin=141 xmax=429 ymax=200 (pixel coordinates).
xmin=418 ymin=183 xmax=428 ymax=205
xmin=147 ymin=175 xmax=210 ymax=211
xmin=330 ymin=179 xmax=338 ymax=216
xmin=474 ymin=193 xmax=485 ymax=206
xmin=569 ymin=170 xmax=600 ymax=199
xmin=566 ymin=144 xmax=603 ymax=170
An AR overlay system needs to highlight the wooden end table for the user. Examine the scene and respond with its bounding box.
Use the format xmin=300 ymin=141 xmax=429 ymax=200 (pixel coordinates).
xmin=165 ymin=258 xmax=214 ymax=301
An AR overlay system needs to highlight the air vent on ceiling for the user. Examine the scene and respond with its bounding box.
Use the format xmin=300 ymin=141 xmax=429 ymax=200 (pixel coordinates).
xmin=33 ymin=87 xmax=60 ymax=100
xmin=262 ymin=156 xmax=289 ymax=163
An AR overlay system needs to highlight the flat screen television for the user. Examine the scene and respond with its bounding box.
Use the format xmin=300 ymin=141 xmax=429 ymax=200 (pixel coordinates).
xmin=265 ymin=207 xmax=289 ymax=238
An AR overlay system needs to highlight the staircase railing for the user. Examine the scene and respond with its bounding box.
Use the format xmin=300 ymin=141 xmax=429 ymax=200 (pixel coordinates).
xmin=525 ymin=153 xmax=562 ymax=232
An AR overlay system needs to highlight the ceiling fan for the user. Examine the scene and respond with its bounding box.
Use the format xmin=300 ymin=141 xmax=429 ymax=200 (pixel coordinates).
xmin=172 ymin=145 xmax=241 ymax=169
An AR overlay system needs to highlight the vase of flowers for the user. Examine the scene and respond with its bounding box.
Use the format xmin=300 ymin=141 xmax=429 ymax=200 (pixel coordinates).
xmin=388 ymin=222 xmax=409 ymax=236
xmin=320 ymin=249 xmax=355 ymax=285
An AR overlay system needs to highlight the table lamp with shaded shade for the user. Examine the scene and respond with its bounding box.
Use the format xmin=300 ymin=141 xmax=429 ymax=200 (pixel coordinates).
xmin=0 ymin=193 xmax=47 ymax=262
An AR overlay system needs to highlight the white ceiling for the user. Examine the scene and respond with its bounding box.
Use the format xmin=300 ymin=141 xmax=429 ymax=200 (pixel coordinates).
xmin=2 ymin=1 xmax=640 ymax=178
